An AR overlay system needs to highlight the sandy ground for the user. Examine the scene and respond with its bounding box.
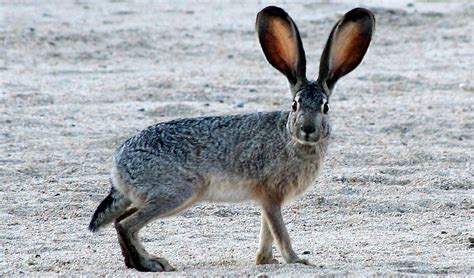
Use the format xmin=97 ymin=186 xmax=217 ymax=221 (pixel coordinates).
xmin=1 ymin=0 xmax=473 ymax=276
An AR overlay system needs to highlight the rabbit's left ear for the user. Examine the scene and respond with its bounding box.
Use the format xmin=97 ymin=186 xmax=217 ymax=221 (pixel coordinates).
xmin=318 ymin=8 xmax=375 ymax=94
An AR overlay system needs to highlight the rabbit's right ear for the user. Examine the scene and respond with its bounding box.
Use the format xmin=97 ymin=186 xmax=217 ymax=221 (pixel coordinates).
xmin=256 ymin=6 xmax=307 ymax=93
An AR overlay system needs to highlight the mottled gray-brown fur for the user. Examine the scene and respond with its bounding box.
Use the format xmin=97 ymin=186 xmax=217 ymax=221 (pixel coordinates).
xmin=89 ymin=6 xmax=375 ymax=272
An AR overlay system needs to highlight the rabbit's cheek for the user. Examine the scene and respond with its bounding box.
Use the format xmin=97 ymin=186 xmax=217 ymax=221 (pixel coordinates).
xmin=286 ymin=114 xmax=298 ymax=135
xmin=322 ymin=120 xmax=331 ymax=139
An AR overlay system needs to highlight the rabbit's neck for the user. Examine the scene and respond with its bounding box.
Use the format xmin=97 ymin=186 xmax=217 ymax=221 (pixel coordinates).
xmin=288 ymin=139 xmax=329 ymax=159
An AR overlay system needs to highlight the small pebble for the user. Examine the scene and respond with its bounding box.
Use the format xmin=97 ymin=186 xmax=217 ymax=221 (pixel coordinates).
xmin=302 ymin=250 xmax=311 ymax=255
xmin=236 ymin=102 xmax=245 ymax=108
xmin=459 ymin=83 xmax=474 ymax=92
xmin=138 ymin=108 xmax=145 ymax=112
xmin=441 ymin=231 xmax=447 ymax=234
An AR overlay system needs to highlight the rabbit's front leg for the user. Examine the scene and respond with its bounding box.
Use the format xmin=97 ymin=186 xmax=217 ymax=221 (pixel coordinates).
xmin=261 ymin=201 xmax=312 ymax=265
xmin=256 ymin=214 xmax=279 ymax=264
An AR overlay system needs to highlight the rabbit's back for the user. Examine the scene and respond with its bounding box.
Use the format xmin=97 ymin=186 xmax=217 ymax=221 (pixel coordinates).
xmin=115 ymin=111 xmax=285 ymax=174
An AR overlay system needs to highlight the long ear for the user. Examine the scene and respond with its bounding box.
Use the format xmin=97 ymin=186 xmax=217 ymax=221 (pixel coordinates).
xmin=318 ymin=8 xmax=375 ymax=94
xmin=256 ymin=6 xmax=307 ymax=92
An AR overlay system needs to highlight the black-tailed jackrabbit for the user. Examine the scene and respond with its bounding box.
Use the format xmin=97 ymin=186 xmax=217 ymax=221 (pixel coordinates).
xmin=89 ymin=6 xmax=375 ymax=272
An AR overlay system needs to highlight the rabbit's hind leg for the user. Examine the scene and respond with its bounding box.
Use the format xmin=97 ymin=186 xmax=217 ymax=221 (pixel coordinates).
xmin=114 ymin=207 xmax=138 ymax=269
xmin=114 ymin=189 xmax=199 ymax=272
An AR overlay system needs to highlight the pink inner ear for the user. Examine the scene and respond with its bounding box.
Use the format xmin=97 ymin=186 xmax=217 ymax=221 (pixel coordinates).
xmin=262 ymin=16 xmax=299 ymax=80
xmin=329 ymin=21 xmax=371 ymax=80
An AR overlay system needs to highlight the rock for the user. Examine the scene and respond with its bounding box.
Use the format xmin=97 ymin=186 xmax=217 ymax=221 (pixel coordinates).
xmin=459 ymin=83 xmax=474 ymax=92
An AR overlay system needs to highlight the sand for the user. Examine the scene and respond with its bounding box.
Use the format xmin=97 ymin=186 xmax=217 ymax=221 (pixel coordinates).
xmin=1 ymin=0 xmax=473 ymax=276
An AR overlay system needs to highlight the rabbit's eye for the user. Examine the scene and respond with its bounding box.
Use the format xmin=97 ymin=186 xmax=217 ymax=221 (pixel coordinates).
xmin=292 ymin=100 xmax=298 ymax=112
xmin=323 ymin=103 xmax=329 ymax=114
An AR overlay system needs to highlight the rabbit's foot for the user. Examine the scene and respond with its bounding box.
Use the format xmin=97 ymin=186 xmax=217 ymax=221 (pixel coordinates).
xmin=290 ymin=257 xmax=313 ymax=266
xmin=133 ymin=255 xmax=175 ymax=272
xmin=256 ymin=252 xmax=279 ymax=265
xmin=149 ymin=256 xmax=176 ymax=272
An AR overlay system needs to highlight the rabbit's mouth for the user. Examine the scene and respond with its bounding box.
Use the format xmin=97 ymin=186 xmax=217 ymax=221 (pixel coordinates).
xmin=292 ymin=133 xmax=326 ymax=145
xmin=293 ymin=137 xmax=321 ymax=146
xmin=291 ymin=127 xmax=330 ymax=146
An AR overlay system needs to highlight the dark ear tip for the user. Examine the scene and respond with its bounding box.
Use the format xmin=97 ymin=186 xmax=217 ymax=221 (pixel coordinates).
xmin=257 ymin=6 xmax=288 ymax=19
xmin=345 ymin=7 xmax=376 ymax=25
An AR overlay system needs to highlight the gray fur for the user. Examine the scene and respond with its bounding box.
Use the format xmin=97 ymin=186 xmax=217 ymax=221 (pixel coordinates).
xmin=89 ymin=5 xmax=374 ymax=272
xmin=113 ymin=109 xmax=328 ymax=205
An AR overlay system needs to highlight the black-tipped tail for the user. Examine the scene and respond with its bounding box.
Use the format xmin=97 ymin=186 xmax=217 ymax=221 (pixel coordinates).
xmin=89 ymin=186 xmax=130 ymax=232
xmin=89 ymin=190 xmax=114 ymax=231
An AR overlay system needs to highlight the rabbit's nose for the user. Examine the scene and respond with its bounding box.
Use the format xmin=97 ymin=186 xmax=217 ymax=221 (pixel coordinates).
xmin=301 ymin=124 xmax=316 ymax=135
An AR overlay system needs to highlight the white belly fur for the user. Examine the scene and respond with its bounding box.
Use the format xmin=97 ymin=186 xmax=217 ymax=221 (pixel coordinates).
xmin=202 ymin=175 xmax=254 ymax=202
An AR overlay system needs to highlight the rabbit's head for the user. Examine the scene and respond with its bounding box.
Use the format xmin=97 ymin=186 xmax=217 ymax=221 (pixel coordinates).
xmin=256 ymin=6 xmax=375 ymax=145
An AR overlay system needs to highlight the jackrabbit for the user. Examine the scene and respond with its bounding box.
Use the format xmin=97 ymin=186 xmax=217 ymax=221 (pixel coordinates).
xmin=89 ymin=6 xmax=375 ymax=272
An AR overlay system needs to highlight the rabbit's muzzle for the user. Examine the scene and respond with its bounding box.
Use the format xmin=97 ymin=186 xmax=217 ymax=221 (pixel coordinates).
xmin=289 ymin=112 xmax=330 ymax=145
xmin=300 ymin=122 xmax=320 ymax=142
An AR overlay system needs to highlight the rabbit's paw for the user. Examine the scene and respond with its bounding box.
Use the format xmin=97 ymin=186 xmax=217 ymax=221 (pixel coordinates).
xmin=256 ymin=252 xmax=279 ymax=265
xmin=134 ymin=256 xmax=175 ymax=272
xmin=149 ymin=256 xmax=175 ymax=272
xmin=290 ymin=258 xmax=313 ymax=266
